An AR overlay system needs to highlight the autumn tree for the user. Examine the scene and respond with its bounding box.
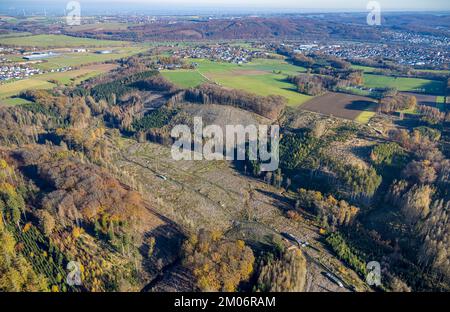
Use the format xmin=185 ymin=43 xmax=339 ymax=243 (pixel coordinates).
xmin=378 ymin=94 xmax=417 ymax=113
xmin=295 ymin=189 xmax=359 ymax=228
xmin=0 ymin=216 xmax=49 ymax=291
xmin=182 ymin=229 xmax=255 ymax=292
xmin=403 ymin=161 xmax=437 ymax=184
xmin=401 ymin=184 xmax=434 ymax=224
xmin=36 ymin=210 xmax=56 ymax=236
xmin=418 ymin=199 xmax=450 ymax=279
xmin=255 ymin=249 xmax=307 ymax=292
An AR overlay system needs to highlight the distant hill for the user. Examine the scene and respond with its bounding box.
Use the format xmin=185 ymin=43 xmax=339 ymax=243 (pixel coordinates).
xmin=64 ymin=16 xmax=384 ymax=41
xmin=61 ymin=13 xmax=449 ymax=41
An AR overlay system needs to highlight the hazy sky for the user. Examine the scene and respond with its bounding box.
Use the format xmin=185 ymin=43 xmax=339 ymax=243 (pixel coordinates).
xmin=88 ymin=0 xmax=450 ymax=10
xmin=2 ymin=0 xmax=450 ymax=11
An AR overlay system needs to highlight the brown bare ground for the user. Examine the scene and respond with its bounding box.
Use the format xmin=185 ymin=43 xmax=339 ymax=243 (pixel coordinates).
xmin=112 ymin=138 xmax=370 ymax=292
xmin=83 ymin=63 xmax=118 ymax=71
xmin=301 ymin=92 xmax=376 ymax=120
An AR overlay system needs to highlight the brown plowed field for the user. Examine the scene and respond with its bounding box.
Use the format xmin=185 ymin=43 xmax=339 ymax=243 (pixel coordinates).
xmin=301 ymin=92 xmax=376 ymax=120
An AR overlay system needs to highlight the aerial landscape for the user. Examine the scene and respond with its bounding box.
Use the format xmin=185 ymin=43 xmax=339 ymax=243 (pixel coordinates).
xmin=0 ymin=0 xmax=449 ymax=301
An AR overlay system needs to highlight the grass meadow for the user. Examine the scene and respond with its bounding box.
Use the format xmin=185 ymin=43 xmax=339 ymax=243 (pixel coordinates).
xmin=162 ymin=58 xmax=312 ymax=106
xmin=0 ymin=34 xmax=129 ymax=48
xmin=363 ymin=74 xmax=445 ymax=95
xmin=0 ymin=79 xmax=55 ymax=99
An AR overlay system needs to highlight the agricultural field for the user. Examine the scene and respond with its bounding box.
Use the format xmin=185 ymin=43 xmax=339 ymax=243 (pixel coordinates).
xmin=0 ymin=31 xmax=32 ymax=38
xmin=0 ymin=64 xmax=116 ymax=101
xmin=354 ymin=108 xmax=377 ymax=123
xmin=0 ymin=34 xmax=129 ymax=48
xmin=4 ymin=55 xmax=27 ymax=63
xmin=212 ymin=72 xmax=313 ymax=106
xmin=351 ymin=64 xmax=450 ymax=75
xmin=161 ymin=70 xmax=207 ymax=88
xmin=0 ymin=79 xmax=54 ymax=99
xmin=162 ymin=58 xmax=312 ymax=106
xmin=363 ymin=74 xmax=445 ymax=95
xmin=193 ymin=58 xmax=307 ymax=76
xmin=417 ymin=69 xmax=450 ymax=74
xmin=351 ymin=64 xmax=377 ymax=73
xmin=0 ymin=97 xmax=32 ymax=106
xmin=0 ymin=16 xmax=19 ymax=23
xmin=34 ymin=47 xmax=146 ymax=70
xmin=64 ymin=22 xmax=133 ymax=32
xmin=300 ymin=92 xmax=377 ymax=122
xmin=35 ymin=63 xmax=117 ymax=85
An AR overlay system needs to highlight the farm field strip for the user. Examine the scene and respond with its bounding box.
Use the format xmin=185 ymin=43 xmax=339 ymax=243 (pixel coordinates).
xmin=161 ymin=70 xmax=208 ymax=88
xmin=209 ymin=72 xmax=313 ymax=106
xmin=0 ymin=97 xmax=32 ymax=106
xmin=351 ymin=64 xmax=450 ymax=75
xmin=0 ymin=79 xmax=55 ymax=99
xmin=0 ymin=31 xmax=32 ymax=38
xmin=162 ymin=58 xmax=312 ymax=106
xmin=0 ymin=63 xmax=117 ymax=101
xmin=35 ymin=63 xmax=117 ymax=85
xmin=0 ymin=34 xmax=129 ymax=47
xmin=355 ymin=104 xmax=377 ymax=124
xmin=363 ymin=74 xmax=445 ymax=95
xmin=34 ymin=47 xmax=146 ymax=70
xmin=300 ymin=92 xmax=377 ymax=123
xmin=64 ymin=22 xmax=134 ymax=32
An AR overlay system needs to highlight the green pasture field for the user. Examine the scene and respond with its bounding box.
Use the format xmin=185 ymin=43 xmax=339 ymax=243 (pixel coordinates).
xmin=35 ymin=68 xmax=107 ymax=85
xmin=0 ymin=67 xmax=112 ymax=100
xmin=416 ymin=69 xmax=450 ymax=74
xmin=0 ymin=79 xmax=55 ymax=99
xmin=0 ymin=63 xmax=114 ymax=101
xmin=162 ymin=58 xmax=311 ymax=106
xmin=245 ymin=58 xmax=308 ymax=75
xmin=351 ymin=64 xmax=450 ymax=75
xmin=0 ymin=32 xmax=32 ymax=39
xmin=212 ymin=73 xmax=313 ymax=106
xmin=0 ymin=34 xmax=129 ymax=48
xmin=34 ymin=47 xmax=145 ymax=70
xmin=5 ymin=56 xmax=27 ymax=63
xmin=351 ymin=65 xmax=376 ymax=73
xmin=191 ymin=58 xmax=307 ymax=76
xmin=0 ymin=16 xmax=19 ymax=24
xmin=355 ymin=108 xmax=377 ymax=124
xmin=161 ymin=70 xmax=207 ymax=88
xmin=399 ymin=107 xmax=419 ymax=115
xmin=363 ymin=74 xmax=445 ymax=95
xmin=0 ymin=97 xmax=33 ymax=106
